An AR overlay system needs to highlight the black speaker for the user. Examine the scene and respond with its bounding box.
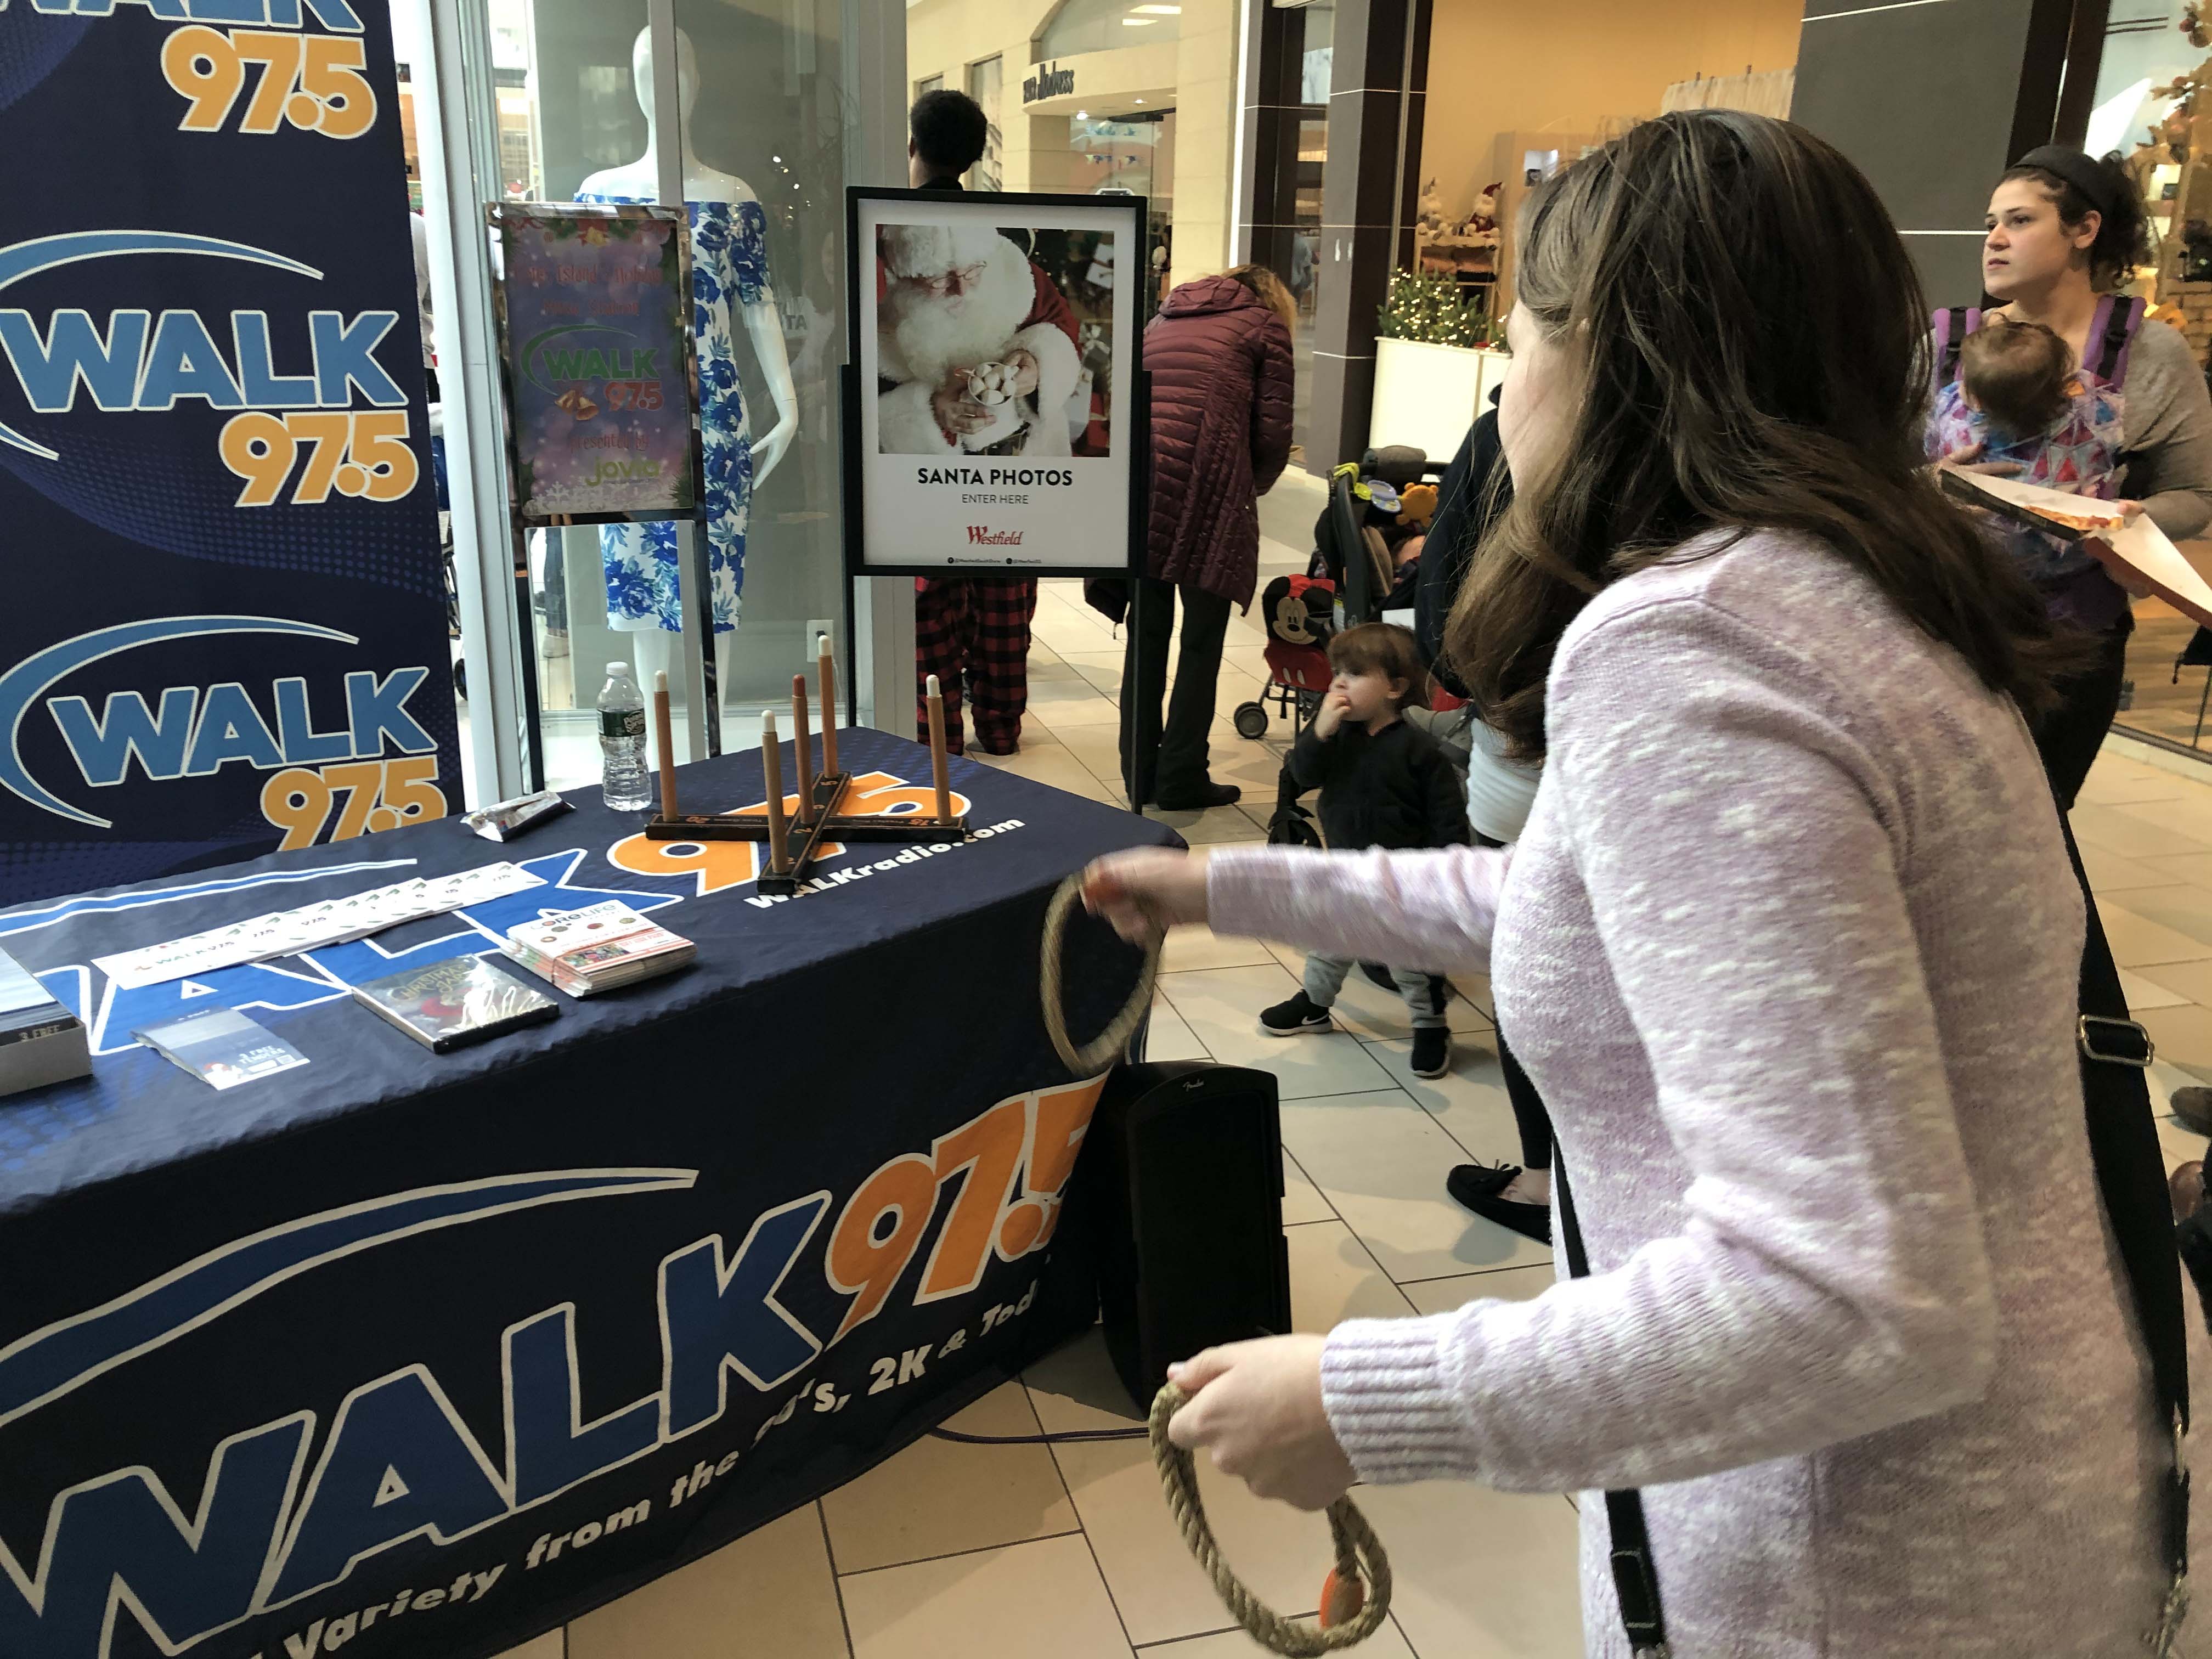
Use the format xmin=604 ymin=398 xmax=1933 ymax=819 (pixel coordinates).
xmin=1081 ymin=1060 xmax=1293 ymax=1412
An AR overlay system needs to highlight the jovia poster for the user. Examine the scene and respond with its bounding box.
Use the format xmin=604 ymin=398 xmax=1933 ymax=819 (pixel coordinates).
xmin=0 ymin=1 xmax=459 ymax=906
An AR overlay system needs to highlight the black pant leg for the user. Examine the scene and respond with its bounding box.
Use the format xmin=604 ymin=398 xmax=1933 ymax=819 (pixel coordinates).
xmin=2034 ymin=615 xmax=2132 ymax=812
xmin=1497 ymin=1029 xmax=1554 ymax=1171
xmin=1120 ymin=577 xmax=1176 ymax=802
xmin=1157 ymin=586 xmax=1234 ymax=799
xmin=2180 ymin=1213 xmax=2212 ymax=1325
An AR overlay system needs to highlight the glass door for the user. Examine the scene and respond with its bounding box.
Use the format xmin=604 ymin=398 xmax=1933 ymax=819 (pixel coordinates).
xmin=444 ymin=0 xmax=855 ymax=793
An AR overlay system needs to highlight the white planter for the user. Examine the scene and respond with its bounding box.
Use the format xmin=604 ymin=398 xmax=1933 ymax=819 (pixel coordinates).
xmin=1368 ymin=336 xmax=1509 ymax=465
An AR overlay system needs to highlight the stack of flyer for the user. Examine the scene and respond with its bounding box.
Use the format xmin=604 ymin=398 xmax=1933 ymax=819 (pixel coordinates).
xmin=503 ymin=902 xmax=695 ymax=997
xmin=94 ymin=862 xmax=545 ymax=989
xmin=0 ymin=946 xmax=88 ymax=1096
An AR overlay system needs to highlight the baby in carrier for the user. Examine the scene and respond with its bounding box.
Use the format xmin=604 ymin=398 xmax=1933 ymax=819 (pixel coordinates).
xmin=1927 ymin=318 xmax=2123 ymax=592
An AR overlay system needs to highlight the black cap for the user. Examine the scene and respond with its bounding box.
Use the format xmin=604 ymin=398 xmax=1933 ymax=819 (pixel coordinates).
xmin=2013 ymin=145 xmax=2120 ymax=219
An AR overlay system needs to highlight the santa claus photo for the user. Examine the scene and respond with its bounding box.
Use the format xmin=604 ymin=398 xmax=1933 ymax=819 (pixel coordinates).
xmin=874 ymin=220 xmax=1111 ymax=458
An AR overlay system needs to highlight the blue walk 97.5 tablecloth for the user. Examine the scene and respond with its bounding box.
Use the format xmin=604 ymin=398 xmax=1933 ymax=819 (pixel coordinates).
xmin=0 ymin=726 xmax=1174 ymax=1659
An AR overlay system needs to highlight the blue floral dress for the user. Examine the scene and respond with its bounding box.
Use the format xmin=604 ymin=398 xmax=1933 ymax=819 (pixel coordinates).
xmin=575 ymin=194 xmax=768 ymax=634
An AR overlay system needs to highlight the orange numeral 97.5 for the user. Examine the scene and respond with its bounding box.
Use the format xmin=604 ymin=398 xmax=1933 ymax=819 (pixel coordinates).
xmin=163 ymin=27 xmax=377 ymax=140
xmin=261 ymin=755 xmax=446 ymax=853
xmin=220 ymin=411 xmax=420 ymax=508
xmin=822 ymin=1078 xmax=1107 ymax=1346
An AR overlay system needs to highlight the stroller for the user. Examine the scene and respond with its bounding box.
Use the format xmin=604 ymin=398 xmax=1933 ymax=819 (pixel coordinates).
xmin=1234 ymin=571 xmax=1336 ymax=742
xmin=1230 ymin=447 xmax=1442 ymax=741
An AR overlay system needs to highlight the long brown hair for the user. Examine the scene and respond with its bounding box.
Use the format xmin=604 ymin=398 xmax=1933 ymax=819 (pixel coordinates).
xmin=1445 ymin=112 xmax=2073 ymax=762
xmin=1225 ymin=262 xmax=1297 ymax=332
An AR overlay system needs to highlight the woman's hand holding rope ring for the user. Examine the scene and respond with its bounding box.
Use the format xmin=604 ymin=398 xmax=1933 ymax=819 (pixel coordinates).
xmin=1081 ymin=848 xmax=1212 ymax=946
xmin=1152 ymin=1342 xmax=1389 ymax=1655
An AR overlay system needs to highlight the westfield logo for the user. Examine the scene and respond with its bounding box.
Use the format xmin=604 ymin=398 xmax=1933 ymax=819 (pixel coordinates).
xmin=966 ymin=526 xmax=1023 ymax=545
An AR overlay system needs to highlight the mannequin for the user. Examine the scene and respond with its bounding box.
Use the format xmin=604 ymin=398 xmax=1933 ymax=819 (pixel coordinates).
xmin=577 ymin=26 xmax=800 ymax=698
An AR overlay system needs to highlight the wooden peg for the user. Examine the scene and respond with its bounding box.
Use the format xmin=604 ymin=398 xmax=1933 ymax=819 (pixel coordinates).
xmin=926 ymin=672 xmax=953 ymax=822
xmin=817 ymin=635 xmax=840 ymax=777
xmin=653 ymin=669 xmax=678 ymax=821
xmin=760 ymin=711 xmax=791 ymax=875
xmin=791 ymin=674 xmax=814 ymax=826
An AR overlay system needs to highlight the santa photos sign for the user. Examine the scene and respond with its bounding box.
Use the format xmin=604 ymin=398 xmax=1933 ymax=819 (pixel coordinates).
xmin=846 ymin=188 xmax=1143 ymax=577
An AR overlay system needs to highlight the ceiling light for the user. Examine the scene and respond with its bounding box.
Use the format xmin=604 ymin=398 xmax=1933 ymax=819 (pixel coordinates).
xmin=1122 ymin=14 xmax=1159 ymax=21
xmin=1133 ymin=3 xmax=1182 ymax=10
xmin=1134 ymin=98 xmax=1145 ymax=104
xmin=1076 ymin=109 xmax=1089 ymax=117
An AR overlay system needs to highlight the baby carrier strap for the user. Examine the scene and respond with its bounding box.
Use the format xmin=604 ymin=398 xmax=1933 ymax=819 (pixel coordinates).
xmin=2087 ymin=294 xmax=2147 ymax=388
xmin=1931 ymin=304 xmax=1983 ymax=393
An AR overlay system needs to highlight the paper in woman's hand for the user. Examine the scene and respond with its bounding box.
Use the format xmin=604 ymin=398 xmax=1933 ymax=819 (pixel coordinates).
xmin=2086 ymin=514 xmax=2212 ymax=628
xmin=1938 ymin=470 xmax=2210 ymax=623
xmin=1937 ymin=469 xmax=2129 ymax=539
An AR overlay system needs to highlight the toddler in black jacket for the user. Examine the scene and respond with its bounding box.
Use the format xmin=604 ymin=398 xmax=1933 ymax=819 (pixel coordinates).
xmin=1261 ymin=623 xmax=1470 ymax=1077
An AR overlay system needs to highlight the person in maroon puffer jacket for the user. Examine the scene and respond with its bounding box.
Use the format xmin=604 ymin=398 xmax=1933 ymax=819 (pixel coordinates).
xmin=1120 ymin=266 xmax=1295 ymax=809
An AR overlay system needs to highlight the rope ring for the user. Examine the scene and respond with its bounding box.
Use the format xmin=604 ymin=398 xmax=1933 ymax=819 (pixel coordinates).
xmin=1041 ymin=874 xmax=1159 ymax=1074
xmin=1150 ymin=1383 xmax=1392 ymax=1654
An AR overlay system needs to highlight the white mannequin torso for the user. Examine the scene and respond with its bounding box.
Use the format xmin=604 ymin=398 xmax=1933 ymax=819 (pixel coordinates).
xmin=574 ymin=26 xmax=803 ymax=705
xmin=574 ymin=158 xmax=757 ymax=211
xmin=579 ymin=25 xmax=798 ymax=492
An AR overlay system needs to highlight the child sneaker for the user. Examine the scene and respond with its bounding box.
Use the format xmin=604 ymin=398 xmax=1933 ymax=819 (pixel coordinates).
xmin=1261 ymin=990 xmax=1331 ymax=1036
xmin=1411 ymin=1026 xmax=1451 ymax=1079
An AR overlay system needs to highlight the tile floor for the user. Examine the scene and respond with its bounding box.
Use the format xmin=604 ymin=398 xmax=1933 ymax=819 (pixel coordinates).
xmin=497 ymin=473 xmax=2212 ymax=1658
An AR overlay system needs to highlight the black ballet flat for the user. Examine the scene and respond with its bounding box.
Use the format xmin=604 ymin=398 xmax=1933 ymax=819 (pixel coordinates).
xmin=1445 ymin=1163 xmax=1519 ymax=1209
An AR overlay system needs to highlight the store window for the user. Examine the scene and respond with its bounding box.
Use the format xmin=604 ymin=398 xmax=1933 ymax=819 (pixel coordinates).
xmin=438 ymin=0 xmax=855 ymax=793
xmin=1070 ymin=112 xmax=1170 ymax=198
xmin=1035 ymin=0 xmax=1186 ymax=58
xmin=1282 ymin=2 xmax=1330 ymax=461
xmin=2085 ymin=2 xmax=2212 ymax=759
xmin=1300 ymin=23 xmax=1331 ymax=104
xmin=916 ymin=72 xmax=945 ymax=98
xmin=909 ymin=0 xmax=1239 ymax=308
xmin=967 ymin=55 xmax=1003 ymax=190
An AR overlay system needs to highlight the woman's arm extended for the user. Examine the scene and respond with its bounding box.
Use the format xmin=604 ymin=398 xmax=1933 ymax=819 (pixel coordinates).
xmin=1206 ymin=842 xmax=1510 ymax=973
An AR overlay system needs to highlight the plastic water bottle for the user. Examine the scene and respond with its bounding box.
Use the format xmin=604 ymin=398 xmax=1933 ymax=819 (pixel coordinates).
xmin=597 ymin=661 xmax=652 ymax=810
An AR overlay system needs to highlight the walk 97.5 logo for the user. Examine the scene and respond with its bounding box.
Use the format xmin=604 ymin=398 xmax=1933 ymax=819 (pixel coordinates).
xmin=0 ymin=616 xmax=446 ymax=845
xmin=0 ymin=1073 xmax=1107 ymax=1659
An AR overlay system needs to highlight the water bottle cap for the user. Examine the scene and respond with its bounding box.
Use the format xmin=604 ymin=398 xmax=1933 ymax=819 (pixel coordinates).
xmin=606 ymin=661 xmax=630 ymax=676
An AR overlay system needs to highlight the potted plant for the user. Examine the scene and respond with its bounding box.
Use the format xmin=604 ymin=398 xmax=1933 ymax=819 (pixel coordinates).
xmin=1370 ymin=269 xmax=1510 ymax=460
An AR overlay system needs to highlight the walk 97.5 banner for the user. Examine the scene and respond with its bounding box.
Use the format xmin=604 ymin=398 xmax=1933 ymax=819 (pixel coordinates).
xmin=0 ymin=2 xmax=456 ymax=906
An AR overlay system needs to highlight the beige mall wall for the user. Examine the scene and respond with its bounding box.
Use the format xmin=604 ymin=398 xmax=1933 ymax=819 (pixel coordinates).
xmin=1420 ymin=0 xmax=1803 ymax=220
xmin=904 ymin=0 xmax=1235 ymax=284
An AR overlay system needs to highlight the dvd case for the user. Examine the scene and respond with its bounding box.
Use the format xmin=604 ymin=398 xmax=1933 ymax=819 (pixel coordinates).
xmin=133 ymin=1007 xmax=309 ymax=1089
xmin=349 ymin=958 xmax=560 ymax=1053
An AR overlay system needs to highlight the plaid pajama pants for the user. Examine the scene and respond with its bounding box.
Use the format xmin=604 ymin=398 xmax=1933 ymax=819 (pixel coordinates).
xmin=915 ymin=577 xmax=1037 ymax=755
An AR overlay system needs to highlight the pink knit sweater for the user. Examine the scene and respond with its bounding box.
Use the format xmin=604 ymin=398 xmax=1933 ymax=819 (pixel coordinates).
xmin=1207 ymin=531 xmax=2197 ymax=1656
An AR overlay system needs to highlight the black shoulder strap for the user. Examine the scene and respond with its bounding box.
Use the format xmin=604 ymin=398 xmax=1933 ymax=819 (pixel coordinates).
xmin=1937 ymin=304 xmax=1972 ymax=391
xmin=2089 ymin=295 xmax=2144 ymax=387
xmin=1553 ymin=1160 xmax=1670 ymax=1656
xmin=2061 ymin=816 xmax=2191 ymax=1647
xmin=1551 ymin=811 xmax=2190 ymax=1656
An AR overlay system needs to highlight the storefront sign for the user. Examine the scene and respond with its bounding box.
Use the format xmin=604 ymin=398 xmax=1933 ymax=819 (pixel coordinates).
xmin=488 ymin=205 xmax=699 ymax=526
xmin=845 ymin=188 xmax=1143 ymax=577
xmin=1022 ymin=60 xmax=1075 ymax=104
xmin=0 ymin=2 xmax=457 ymax=905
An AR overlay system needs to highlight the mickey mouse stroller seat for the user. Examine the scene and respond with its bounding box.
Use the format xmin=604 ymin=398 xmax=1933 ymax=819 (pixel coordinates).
xmin=1233 ymin=573 xmax=1336 ymax=740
